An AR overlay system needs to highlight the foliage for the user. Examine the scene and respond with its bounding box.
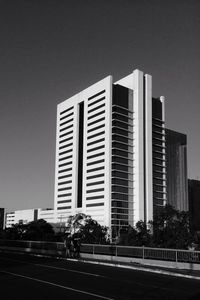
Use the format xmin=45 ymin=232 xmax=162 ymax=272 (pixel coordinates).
xmin=2 ymin=219 xmax=55 ymax=241
xmin=24 ymin=219 xmax=55 ymax=241
xmin=66 ymin=213 xmax=109 ymax=244
xmin=119 ymin=205 xmax=199 ymax=250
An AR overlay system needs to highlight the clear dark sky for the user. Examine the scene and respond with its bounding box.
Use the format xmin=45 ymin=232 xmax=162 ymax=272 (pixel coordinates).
xmin=0 ymin=0 xmax=199 ymax=211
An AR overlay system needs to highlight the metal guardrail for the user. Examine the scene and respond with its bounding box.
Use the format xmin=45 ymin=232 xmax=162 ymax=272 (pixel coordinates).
xmin=0 ymin=239 xmax=200 ymax=264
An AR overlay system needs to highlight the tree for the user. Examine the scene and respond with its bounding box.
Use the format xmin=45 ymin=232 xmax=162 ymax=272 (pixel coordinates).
xmin=65 ymin=213 xmax=109 ymax=244
xmin=119 ymin=205 xmax=198 ymax=249
xmin=81 ymin=217 xmax=108 ymax=244
xmin=3 ymin=222 xmax=27 ymax=240
xmin=24 ymin=219 xmax=55 ymax=241
xmin=152 ymin=205 xmax=195 ymax=249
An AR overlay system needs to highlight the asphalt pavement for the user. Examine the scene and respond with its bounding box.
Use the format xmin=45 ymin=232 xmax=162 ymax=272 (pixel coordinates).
xmin=1 ymin=251 xmax=200 ymax=300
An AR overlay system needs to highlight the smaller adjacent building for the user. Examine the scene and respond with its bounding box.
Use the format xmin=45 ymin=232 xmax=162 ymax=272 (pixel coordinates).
xmin=5 ymin=208 xmax=55 ymax=228
xmin=188 ymin=179 xmax=200 ymax=231
xmin=166 ymin=129 xmax=188 ymax=211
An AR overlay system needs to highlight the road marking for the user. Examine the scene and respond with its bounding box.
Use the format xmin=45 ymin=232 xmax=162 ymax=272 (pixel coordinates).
xmin=36 ymin=263 xmax=103 ymax=277
xmin=1 ymin=270 xmax=114 ymax=300
xmin=0 ymin=256 xmax=104 ymax=278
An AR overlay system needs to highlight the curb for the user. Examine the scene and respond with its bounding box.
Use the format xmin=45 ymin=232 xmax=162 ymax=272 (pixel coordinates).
xmin=79 ymin=258 xmax=200 ymax=281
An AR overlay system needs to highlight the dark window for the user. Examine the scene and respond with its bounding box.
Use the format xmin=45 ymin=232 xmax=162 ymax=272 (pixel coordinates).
xmin=88 ymin=110 xmax=105 ymax=120
xmin=58 ymin=174 xmax=72 ymax=179
xmin=86 ymin=195 xmax=104 ymax=200
xmin=59 ymin=136 xmax=73 ymax=144
xmin=87 ymin=173 xmax=104 ymax=180
xmin=87 ymin=152 xmax=104 ymax=160
xmin=87 ymin=123 xmax=105 ymax=133
xmin=87 ymin=180 xmax=104 ymax=186
xmin=112 ymin=134 xmax=132 ymax=144
xmin=112 ymin=120 xmax=129 ymax=130
xmin=113 ymin=85 xmax=129 ymax=108
xmin=58 ymin=161 xmax=72 ymax=168
xmin=87 ymin=145 xmax=105 ymax=153
xmin=58 ymin=180 xmax=72 ymax=185
xmin=112 ymin=193 xmax=129 ymax=200
xmin=59 ymin=118 xmax=73 ymax=129
xmin=112 ymin=142 xmax=129 ymax=151
xmin=112 ymin=171 xmax=129 ymax=179
xmin=87 ymin=159 xmax=105 ymax=166
xmin=153 ymin=191 xmax=165 ymax=199
xmin=59 ymin=130 xmax=73 ymax=138
xmin=112 ymin=178 xmax=130 ymax=186
xmin=153 ymin=178 xmax=164 ymax=185
xmin=88 ymin=96 xmax=105 ymax=107
xmin=86 ymin=188 xmax=104 ymax=193
xmin=112 ymin=127 xmax=130 ymax=136
xmin=88 ymin=117 xmax=105 ymax=127
xmin=57 ymin=200 xmax=71 ymax=204
xmin=112 ymin=112 xmax=131 ymax=123
xmin=59 ymin=124 xmax=73 ymax=133
xmin=77 ymin=102 xmax=84 ymax=208
xmin=88 ymin=90 xmax=105 ymax=101
xmin=58 ymin=186 xmax=72 ymax=191
xmin=112 ymin=200 xmax=129 ymax=206
xmin=60 ymin=112 xmax=74 ymax=124
xmin=86 ymin=203 xmax=104 ymax=207
xmin=112 ymin=149 xmax=129 ymax=158
xmin=60 ymin=106 xmax=73 ymax=115
xmin=152 ymin=98 xmax=162 ymax=119
xmin=59 ymin=142 xmax=73 ymax=150
xmin=87 ymin=166 xmax=105 ymax=173
xmin=87 ymin=131 xmax=105 ymax=140
xmin=58 ymin=167 xmax=72 ymax=173
xmin=59 ymin=149 xmax=73 ymax=156
xmin=58 ymin=191 xmax=71 ymax=197
xmin=58 ymin=188 xmax=71 ymax=193
xmin=88 ymin=103 xmax=105 ymax=114
xmin=153 ymin=165 xmax=163 ymax=172
xmin=112 ymin=186 xmax=129 ymax=193
xmin=58 ymin=189 xmax=72 ymax=198
xmin=59 ymin=155 xmax=72 ymax=162
xmin=112 ymin=156 xmax=128 ymax=165
xmin=57 ymin=206 xmax=71 ymax=210
xmin=87 ymin=138 xmax=105 ymax=147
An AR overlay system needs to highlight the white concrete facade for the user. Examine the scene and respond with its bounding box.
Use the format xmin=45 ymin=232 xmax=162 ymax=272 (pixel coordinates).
xmin=5 ymin=208 xmax=55 ymax=227
xmin=5 ymin=209 xmax=36 ymax=227
xmin=54 ymin=69 xmax=165 ymax=234
xmin=55 ymin=76 xmax=113 ymax=227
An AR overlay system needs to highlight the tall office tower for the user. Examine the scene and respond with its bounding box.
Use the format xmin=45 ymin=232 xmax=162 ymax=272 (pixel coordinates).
xmin=54 ymin=69 xmax=166 ymax=237
xmin=166 ymin=129 xmax=188 ymax=211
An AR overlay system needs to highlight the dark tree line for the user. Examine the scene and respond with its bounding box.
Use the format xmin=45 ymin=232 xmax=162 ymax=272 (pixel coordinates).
xmin=119 ymin=205 xmax=200 ymax=250
xmin=1 ymin=206 xmax=199 ymax=250
xmin=0 ymin=219 xmax=55 ymax=241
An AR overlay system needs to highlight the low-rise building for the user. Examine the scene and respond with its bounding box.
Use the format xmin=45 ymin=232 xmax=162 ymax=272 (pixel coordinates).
xmin=5 ymin=208 xmax=55 ymax=228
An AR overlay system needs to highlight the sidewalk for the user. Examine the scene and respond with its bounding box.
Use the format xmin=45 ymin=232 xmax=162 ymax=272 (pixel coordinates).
xmin=78 ymin=255 xmax=200 ymax=281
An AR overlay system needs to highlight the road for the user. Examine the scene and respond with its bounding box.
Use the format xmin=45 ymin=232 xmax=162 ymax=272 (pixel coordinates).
xmin=0 ymin=251 xmax=200 ymax=299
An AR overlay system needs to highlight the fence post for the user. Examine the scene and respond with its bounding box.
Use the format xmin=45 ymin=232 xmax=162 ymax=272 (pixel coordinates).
xmin=116 ymin=245 xmax=118 ymax=257
xmin=93 ymin=245 xmax=94 ymax=255
xmin=175 ymin=250 xmax=178 ymax=263
xmin=142 ymin=245 xmax=145 ymax=260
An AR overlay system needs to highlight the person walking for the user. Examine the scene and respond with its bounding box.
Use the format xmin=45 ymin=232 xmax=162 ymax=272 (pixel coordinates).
xmin=64 ymin=234 xmax=72 ymax=258
xmin=73 ymin=236 xmax=81 ymax=259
